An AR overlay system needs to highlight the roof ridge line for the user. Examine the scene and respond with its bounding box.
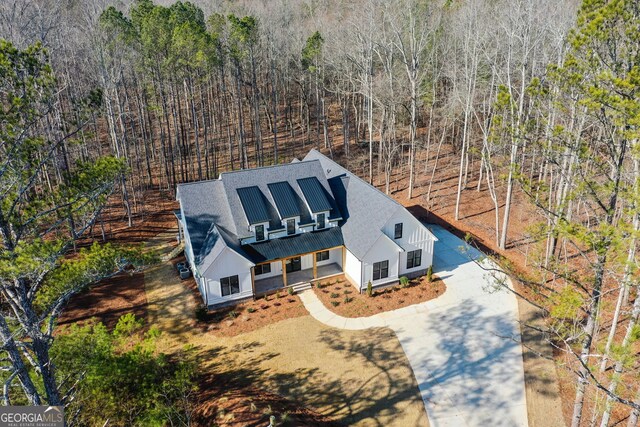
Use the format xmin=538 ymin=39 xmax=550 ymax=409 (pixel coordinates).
xmin=177 ymin=177 xmax=221 ymax=187
xmin=219 ymin=159 xmax=319 ymax=176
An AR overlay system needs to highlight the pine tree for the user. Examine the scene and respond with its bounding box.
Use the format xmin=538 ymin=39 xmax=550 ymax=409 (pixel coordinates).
xmin=0 ymin=40 xmax=150 ymax=406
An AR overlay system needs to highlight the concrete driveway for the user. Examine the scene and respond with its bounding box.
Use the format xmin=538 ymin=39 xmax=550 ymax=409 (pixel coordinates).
xmin=299 ymin=224 xmax=528 ymax=426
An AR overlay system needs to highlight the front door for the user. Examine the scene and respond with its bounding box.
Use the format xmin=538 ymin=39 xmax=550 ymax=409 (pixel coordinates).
xmin=286 ymin=257 xmax=301 ymax=273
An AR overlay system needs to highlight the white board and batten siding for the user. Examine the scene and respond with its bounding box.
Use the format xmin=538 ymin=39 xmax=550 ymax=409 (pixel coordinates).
xmin=361 ymin=234 xmax=402 ymax=290
xmin=301 ymin=253 xmax=313 ymax=270
xmin=200 ymin=248 xmax=253 ymax=306
xmin=317 ymin=247 xmax=342 ymax=267
xmin=383 ymin=207 xmax=436 ymax=277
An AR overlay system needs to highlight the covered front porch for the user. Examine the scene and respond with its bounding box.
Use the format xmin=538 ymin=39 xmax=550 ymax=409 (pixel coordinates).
xmin=253 ymin=246 xmax=344 ymax=296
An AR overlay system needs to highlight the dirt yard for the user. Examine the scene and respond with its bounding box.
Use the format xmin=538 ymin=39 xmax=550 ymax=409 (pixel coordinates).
xmin=313 ymin=274 xmax=446 ymax=318
xmin=188 ymin=316 xmax=428 ymax=427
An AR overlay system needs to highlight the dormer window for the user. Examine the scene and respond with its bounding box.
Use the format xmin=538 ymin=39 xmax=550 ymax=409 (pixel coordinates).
xmin=394 ymin=223 xmax=403 ymax=239
xmin=317 ymin=213 xmax=326 ymax=230
xmin=287 ymin=219 xmax=296 ymax=235
xmin=255 ymin=224 xmax=265 ymax=241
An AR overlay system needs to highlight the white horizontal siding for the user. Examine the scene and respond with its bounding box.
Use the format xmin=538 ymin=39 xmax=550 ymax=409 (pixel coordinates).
xmin=254 ymin=260 xmax=282 ymax=279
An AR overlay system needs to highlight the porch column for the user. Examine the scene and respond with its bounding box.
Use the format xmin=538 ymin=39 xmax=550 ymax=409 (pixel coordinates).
xmin=282 ymin=259 xmax=288 ymax=287
xmin=250 ymin=267 xmax=256 ymax=299
xmin=342 ymin=246 xmax=346 ymax=270
xmin=313 ymin=252 xmax=317 ymax=279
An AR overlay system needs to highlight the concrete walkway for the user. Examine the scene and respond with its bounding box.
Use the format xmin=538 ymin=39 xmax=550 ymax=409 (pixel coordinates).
xmin=299 ymin=224 xmax=529 ymax=427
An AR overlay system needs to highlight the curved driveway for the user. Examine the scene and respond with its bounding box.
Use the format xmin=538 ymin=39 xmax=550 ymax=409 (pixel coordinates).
xmin=299 ymin=224 xmax=528 ymax=427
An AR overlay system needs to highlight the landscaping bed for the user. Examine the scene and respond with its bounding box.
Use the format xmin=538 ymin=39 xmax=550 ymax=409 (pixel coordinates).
xmin=195 ymin=290 xmax=309 ymax=337
xmin=313 ymin=274 xmax=445 ymax=318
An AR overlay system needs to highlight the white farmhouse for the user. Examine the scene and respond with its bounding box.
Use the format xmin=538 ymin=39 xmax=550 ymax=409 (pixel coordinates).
xmin=175 ymin=149 xmax=437 ymax=308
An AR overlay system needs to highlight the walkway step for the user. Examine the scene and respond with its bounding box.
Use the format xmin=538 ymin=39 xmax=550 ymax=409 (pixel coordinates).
xmin=292 ymin=282 xmax=312 ymax=293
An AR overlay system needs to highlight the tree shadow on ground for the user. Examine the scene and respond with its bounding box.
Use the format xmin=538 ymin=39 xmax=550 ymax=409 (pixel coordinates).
xmin=393 ymin=298 xmax=535 ymax=425
xmin=193 ymin=342 xmax=339 ymax=426
xmin=193 ymin=327 xmax=427 ymax=427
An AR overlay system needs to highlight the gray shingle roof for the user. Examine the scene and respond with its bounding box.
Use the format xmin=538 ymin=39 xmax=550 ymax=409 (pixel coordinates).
xmin=177 ymin=149 xmax=417 ymax=268
xmin=176 ymin=180 xmax=236 ymax=263
xmin=303 ymin=149 xmax=403 ymax=259
xmin=243 ymin=228 xmax=343 ymax=263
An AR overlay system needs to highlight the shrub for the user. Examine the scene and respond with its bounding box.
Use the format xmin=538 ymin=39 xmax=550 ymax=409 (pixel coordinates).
xmin=114 ymin=312 xmax=145 ymax=338
xmin=343 ymin=289 xmax=351 ymax=295
xmin=366 ymin=281 xmax=373 ymax=297
xmin=330 ymin=292 xmax=339 ymax=298
xmin=51 ymin=315 xmax=197 ymax=426
xmin=288 ymin=286 xmax=294 ymax=296
xmin=228 ymin=310 xmax=238 ymax=319
xmin=399 ymin=276 xmax=410 ymax=288
xmin=344 ymin=296 xmax=353 ymax=304
xmin=247 ymin=307 xmax=256 ymax=313
xmin=276 ymin=290 xmax=282 ymax=299
xmin=427 ymin=265 xmax=433 ymax=282
xmin=316 ymin=282 xmax=323 ymax=289
xmin=331 ymin=301 xmax=340 ymax=307
xmin=195 ymin=305 xmax=208 ymax=322
xmin=264 ymin=294 xmax=270 ymax=301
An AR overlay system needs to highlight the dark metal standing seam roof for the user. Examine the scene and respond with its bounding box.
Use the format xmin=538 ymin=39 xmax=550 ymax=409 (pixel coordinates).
xmin=242 ymin=227 xmax=343 ymax=263
xmin=237 ymin=186 xmax=271 ymax=225
xmin=267 ymin=182 xmax=303 ymax=218
xmin=297 ymin=177 xmax=333 ymax=213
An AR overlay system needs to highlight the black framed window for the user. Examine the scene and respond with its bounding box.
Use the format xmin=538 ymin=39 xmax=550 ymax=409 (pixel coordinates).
xmin=394 ymin=223 xmax=403 ymax=239
xmin=373 ymin=260 xmax=389 ymax=281
xmin=316 ymin=251 xmax=330 ymax=262
xmin=221 ymin=275 xmax=240 ymax=296
xmin=287 ymin=219 xmax=296 ymax=235
xmin=317 ymin=213 xmax=326 ymax=229
xmin=255 ymin=224 xmax=265 ymax=241
xmin=255 ymin=263 xmax=271 ymax=276
xmin=407 ymin=249 xmax=422 ymax=269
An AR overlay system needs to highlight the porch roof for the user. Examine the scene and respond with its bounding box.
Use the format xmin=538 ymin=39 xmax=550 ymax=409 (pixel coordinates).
xmin=242 ymin=227 xmax=343 ymax=263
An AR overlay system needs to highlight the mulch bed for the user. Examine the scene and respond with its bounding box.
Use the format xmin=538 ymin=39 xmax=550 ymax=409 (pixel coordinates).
xmin=58 ymin=272 xmax=148 ymax=330
xmin=313 ymin=275 xmax=445 ymax=318
xmin=191 ymin=287 xmax=309 ymax=337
